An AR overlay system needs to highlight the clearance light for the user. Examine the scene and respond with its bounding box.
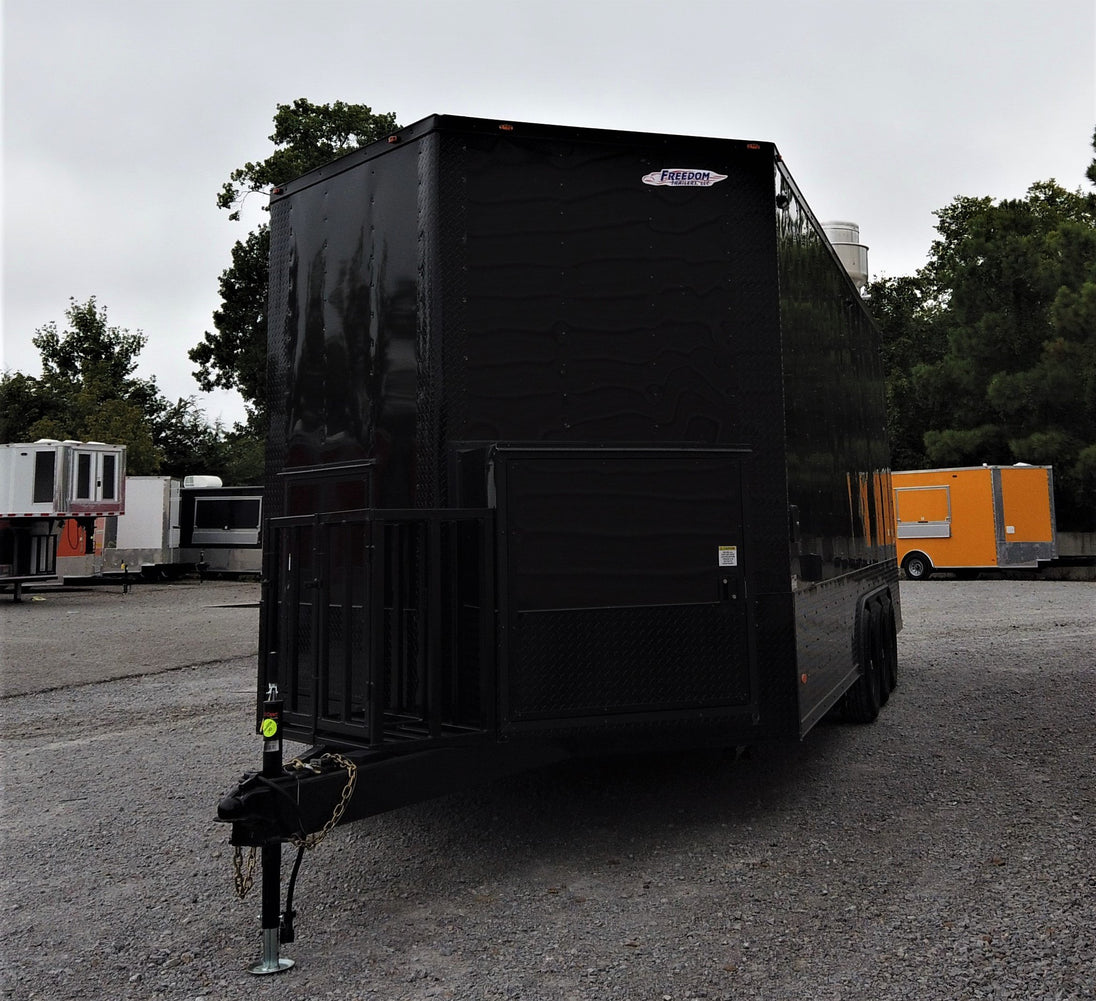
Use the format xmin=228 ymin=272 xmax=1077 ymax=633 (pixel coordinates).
xmin=499 ymin=123 xmax=515 ymax=131
xmin=801 ymin=673 xmax=808 ymax=685
xmin=387 ymin=135 xmax=400 ymax=143
xmin=746 ymin=143 xmax=761 ymax=150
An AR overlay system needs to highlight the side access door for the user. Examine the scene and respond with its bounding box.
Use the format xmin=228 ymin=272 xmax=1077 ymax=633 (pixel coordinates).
xmin=492 ymin=446 xmax=757 ymax=732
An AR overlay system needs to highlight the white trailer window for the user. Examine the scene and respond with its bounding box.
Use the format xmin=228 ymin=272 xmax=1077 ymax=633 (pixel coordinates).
xmin=32 ymin=451 xmax=56 ymax=504
xmin=75 ymin=449 xmax=119 ymax=503
xmin=101 ymin=454 xmax=117 ymax=500
xmin=76 ymin=453 xmax=92 ymax=499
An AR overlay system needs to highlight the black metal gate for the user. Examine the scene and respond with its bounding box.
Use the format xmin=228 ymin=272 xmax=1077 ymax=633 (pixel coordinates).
xmin=264 ymin=507 xmax=493 ymax=747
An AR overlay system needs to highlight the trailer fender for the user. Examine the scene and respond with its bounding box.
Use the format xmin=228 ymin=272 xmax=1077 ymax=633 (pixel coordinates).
xmin=843 ymin=589 xmax=892 ymax=724
xmin=879 ymin=592 xmax=899 ymax=695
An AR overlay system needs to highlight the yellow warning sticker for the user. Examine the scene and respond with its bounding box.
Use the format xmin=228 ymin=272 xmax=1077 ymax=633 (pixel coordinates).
xmin=718 ymin=545 xmax=738 ymax=567
xmin=261 ymin=718 xmax=278 ymax=738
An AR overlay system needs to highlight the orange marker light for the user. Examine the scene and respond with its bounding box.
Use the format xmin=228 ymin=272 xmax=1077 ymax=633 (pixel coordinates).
xmin=499 ymin=123 xmax=515 ymax=131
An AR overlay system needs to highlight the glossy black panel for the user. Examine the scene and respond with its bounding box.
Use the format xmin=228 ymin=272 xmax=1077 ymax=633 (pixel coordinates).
xmin=494 ymin=447 xmax=753 ymax=725
xmin=775 ymin=163 xmax=893 ymax=583
xmin=443 ymin=133 xmax=770 ymax=444
xmin=496 ymin=448 xmax=748 ymax=609
xmin=269 ymin=142 xmax=422 ymax=507
xmin=269 ymin=118 xmax=789 ymax=547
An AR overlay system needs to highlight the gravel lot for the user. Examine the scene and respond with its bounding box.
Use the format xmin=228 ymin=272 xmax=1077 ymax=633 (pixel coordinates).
xmin=1 ymin=579 xmax=1094 ymax=1000
xmin=0 ymin=581 xmax=261 ymax=697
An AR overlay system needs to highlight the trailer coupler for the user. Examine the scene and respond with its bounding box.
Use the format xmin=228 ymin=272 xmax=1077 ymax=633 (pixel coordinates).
xmin=217 ymin=750 xmax=358 ymax=848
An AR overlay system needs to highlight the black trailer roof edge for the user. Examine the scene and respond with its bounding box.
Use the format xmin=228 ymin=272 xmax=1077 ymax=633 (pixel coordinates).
xmin=775 ymin=156 xmax=878 ymax=312
xmin=488 ymin=441 xmax=756 ymax=457
xmin=269 ymin=113 xmax=778 ymax=204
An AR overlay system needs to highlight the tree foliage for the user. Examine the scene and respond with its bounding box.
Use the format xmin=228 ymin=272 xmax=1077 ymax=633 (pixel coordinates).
xmin=869 ymin=133 xmax=1096 ymax=529
xmin=189 ymin=227 xmax=270 ymax=411
xmin=0 ymin=371 xmax=55 ymax=445
xmin=4 ymin=297 xmax=163 ymax=472
xmin=864 ymin=275 xmax=948 ymax=470
xmin=190 ymin=99 xmax=399 ymax=417
xmin=1 ymin=297 xmax=263 ymax=483
xmin=216 ymin=98 xmax=399 ymax=221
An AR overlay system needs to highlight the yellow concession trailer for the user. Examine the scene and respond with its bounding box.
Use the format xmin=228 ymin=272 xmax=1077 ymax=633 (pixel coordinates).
xmin=893 ymin=464 xmax=1057 ymax=579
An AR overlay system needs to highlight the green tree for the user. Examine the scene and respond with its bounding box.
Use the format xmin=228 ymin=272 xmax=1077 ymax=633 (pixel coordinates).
xmin=189 ymin=99 xmax=399 ymax=418
xmin=152 ymin=399 xmax=264 ymax=483
xmin=191 ymin=228 xmax=271 ymax=411
xmin=866 ymin=275 xmax=948 ymax=470
xmin=0 ymin=371 xmax=55 ymax=443
xmin=1087 ymin=126 xmax=1096 ymax=188
xmin=15 ymin=297 xmax=163 ymax=471
xmin=1 ymin=297 xmax=264 ymax=482
xmin=870 ymin=135 xmax=1096 ymax=529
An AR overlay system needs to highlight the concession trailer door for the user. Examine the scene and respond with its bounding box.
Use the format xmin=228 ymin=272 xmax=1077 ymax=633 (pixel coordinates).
xmin=492 ymin=446 xmax=757 ymax=732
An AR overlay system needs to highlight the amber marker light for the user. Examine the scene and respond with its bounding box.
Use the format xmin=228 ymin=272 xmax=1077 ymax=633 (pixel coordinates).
xmin=499 ymin=123 xmax=515 ymax=131
xmin=746 ymin=143 xmax=761 ymax=150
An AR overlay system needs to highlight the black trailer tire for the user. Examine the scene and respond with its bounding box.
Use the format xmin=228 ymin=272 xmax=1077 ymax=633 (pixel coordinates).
xmin=879 ymin=594 xmax=898 ymax=695
xmin=844 ymin=601 xmax=882 ymax=724
xmin=874 ymin=606 xmax=891 ymax=707
xmin=902 ymin=552 xmax=932 ymax=580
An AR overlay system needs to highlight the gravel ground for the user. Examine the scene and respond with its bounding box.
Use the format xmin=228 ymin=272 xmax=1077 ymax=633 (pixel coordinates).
xmin=0 ymin=581 xmax=260 ymax=697
xmin=1 ymin=579 xmax=1094 ymax=1000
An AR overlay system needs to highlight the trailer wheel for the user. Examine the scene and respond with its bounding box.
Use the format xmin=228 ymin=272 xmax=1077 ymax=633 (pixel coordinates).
xmin=902 ymin=552 xmax=932 ymax=580
xmin=874 ymin=606 xmax=891 ymax=707
xmin=879 ymin=594 xmax=898 ymax=696
xmin=844 ymin=601 xmax=882 ymax=724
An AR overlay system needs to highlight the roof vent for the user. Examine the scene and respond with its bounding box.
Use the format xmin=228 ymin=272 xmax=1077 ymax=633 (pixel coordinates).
xmin=822 ymin=221 xmax=869 ymax=290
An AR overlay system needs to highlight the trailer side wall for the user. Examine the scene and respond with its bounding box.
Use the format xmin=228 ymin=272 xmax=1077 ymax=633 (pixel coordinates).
xmin=775 ymin=165 xmax=898 ymax=729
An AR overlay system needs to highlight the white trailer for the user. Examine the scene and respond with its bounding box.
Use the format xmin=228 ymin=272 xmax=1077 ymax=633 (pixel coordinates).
xmin=0 ymin=440 xmax=126 ymax=598
xmin=96 ymin=475 xmax=262 ymax=579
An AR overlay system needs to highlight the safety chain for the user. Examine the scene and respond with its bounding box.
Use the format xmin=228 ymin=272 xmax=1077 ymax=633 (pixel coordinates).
xmin=233 ymin=845 xmax=257 ymax=899
xmin=229 ymin=752 xmax=358 ymax=899
xmin=286 ymin=752 xmax=359 ymax=850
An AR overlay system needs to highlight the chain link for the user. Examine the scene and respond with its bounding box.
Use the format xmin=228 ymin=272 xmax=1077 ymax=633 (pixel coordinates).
xmin=286 ymin=752 xmax=358 ymax=850
xmin=229 ymin=752 xmax=358 ymax=898
xmin=232 ymin=845 xmax=257 ymax=899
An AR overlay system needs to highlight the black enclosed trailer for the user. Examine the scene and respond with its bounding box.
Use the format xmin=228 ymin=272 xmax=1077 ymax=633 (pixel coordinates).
xmin=218 ymin=115 xmax=900 ymax=969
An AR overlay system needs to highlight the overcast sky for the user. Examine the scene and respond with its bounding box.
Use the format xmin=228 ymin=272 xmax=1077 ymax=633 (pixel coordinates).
xmin=3 ymin=0 xmax=1094 ymax=428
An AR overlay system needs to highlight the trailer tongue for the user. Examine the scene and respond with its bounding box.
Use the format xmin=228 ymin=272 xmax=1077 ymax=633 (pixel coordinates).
xmin=217 ymin=114 xmax=900 ymax=970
